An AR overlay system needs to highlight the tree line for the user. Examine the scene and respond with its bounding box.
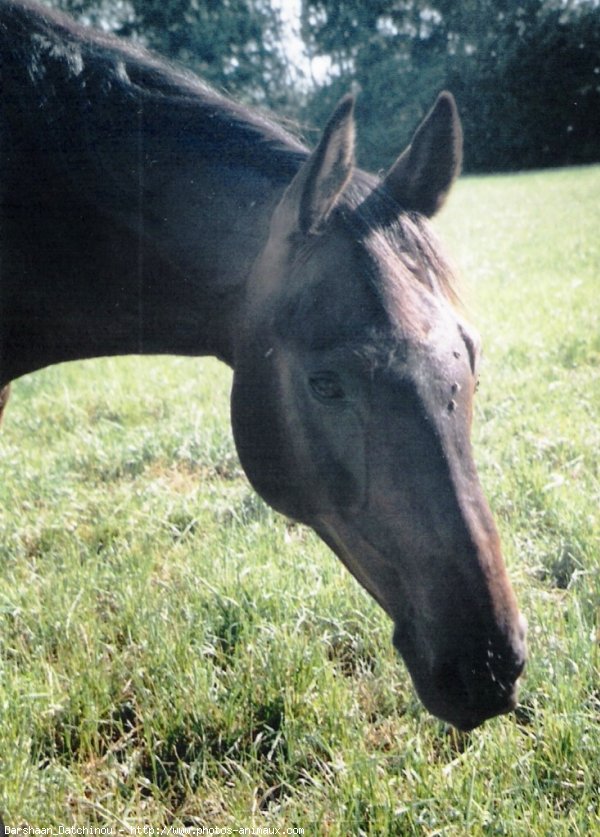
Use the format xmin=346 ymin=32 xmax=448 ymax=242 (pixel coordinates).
xmin=49 ymin=0 xmax=600 ymax=173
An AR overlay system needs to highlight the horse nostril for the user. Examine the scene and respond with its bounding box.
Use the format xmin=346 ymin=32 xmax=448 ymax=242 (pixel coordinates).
xmin=510 ymin=618 xmax=528 ymax=679
xmin=515 ymin=616 xmax=528 ymax=666
xmin=511 ymin=646 xmax=526 ymax=682
xmin=518 ymin=613 xmax=528 ymax=643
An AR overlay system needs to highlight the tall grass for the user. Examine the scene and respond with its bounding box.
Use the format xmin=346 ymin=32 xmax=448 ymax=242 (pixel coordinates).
xmin=0 ymin=166 xmax=598 ymax=832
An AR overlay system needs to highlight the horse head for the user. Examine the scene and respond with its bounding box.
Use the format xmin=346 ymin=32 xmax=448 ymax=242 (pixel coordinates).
xmin=231 ymin=93 xmax=526 ymax=730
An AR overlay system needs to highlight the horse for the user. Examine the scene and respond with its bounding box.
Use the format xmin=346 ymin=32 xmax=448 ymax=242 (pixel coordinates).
xmin=0 ymin=0 xmax=526 ymax=731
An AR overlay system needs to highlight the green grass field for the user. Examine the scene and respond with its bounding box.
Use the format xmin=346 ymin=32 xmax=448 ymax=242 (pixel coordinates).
xmin=0 ymin=165 xmax=598 ymax=832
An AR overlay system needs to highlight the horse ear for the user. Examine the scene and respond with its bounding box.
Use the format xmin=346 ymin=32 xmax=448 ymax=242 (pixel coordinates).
xmin=280 ymin=95 xmax=355 ymax=236
xmin=383 ymin=92 xmax=463 ymax=217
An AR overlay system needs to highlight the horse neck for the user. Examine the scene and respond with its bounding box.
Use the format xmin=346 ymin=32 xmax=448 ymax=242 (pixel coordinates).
xmin=105 ymin=153 xmax=291 ymax=366
xmin=0 ymin=3 xmax=307 ymax=384
xmin=0 ymin=133 xmax=296 ymax=384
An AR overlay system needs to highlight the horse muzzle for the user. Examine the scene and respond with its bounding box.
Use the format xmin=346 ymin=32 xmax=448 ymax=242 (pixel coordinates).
xmin=393 ymin=614 xmax=527 ymax=730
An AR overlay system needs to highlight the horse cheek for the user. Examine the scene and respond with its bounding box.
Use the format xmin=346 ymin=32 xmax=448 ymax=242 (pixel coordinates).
xmin=230 ymin=368 xmax=303 ymax=521
xmin=304 ymin=407 xmax=367 ymax=512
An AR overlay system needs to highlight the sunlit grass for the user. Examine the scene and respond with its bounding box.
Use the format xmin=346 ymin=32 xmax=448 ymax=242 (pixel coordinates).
xmin=0 ymin=166 xmax=599 ymax=830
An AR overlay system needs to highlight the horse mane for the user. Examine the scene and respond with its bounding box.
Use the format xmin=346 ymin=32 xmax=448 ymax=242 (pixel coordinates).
xmin=2 ymin=0 xmax=308 ymax=182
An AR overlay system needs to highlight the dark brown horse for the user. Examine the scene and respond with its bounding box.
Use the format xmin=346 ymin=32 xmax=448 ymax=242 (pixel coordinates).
xmin=0 ymin=0 xmax=526 ymax=730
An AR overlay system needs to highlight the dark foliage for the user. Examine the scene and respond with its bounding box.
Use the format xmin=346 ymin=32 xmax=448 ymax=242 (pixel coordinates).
xmin=301 ymin=0 xmax=600 ymax=173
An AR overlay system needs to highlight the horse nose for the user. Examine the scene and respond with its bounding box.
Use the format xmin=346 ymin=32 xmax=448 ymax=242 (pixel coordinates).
xmin=433 ymin=628 xmax=527 ymax=730
xmin=505 ymin=612 xmax=528 ymax=683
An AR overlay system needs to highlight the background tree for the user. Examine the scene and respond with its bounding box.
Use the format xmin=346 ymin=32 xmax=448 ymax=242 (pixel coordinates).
xmin=442 ymin=0 xmax=600 ymax=170
xmin=300 ymin=0 xmax=600 ymax=172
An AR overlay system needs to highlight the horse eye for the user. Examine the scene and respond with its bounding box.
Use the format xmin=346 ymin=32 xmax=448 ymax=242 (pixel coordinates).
xmin=309 ymin=373 xmax=345 ymax=401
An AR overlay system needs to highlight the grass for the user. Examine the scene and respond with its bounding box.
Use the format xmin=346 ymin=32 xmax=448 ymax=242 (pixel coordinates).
xmin=0 ymin=165 xmax=599 ymax=832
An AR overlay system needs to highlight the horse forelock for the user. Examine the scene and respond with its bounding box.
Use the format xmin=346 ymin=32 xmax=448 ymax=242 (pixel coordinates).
xmin=339 ymin=175 xmax=461 ymax=312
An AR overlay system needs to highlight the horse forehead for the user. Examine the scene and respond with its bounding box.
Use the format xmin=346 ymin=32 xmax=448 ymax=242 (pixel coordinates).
xmin=356 ymin=232 xmax=468 ymax=383
xmin=362 ymin=315 xmax=467 ymax=387
xmin=362 ymin=231 xmax=455 ymax=341
xmin=280 ymin=218 xmax=459 ymax=353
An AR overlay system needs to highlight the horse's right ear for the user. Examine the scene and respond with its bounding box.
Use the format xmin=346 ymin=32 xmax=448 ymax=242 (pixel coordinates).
xmin=276 ymin=95 xmax=355 ymax=237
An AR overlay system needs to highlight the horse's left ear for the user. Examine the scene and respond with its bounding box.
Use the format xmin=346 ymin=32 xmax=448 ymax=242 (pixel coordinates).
xmin=383 ymin=92 xmax=463 ymax=217
xmin=278 ymin=95 xmax=355 ymax=236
